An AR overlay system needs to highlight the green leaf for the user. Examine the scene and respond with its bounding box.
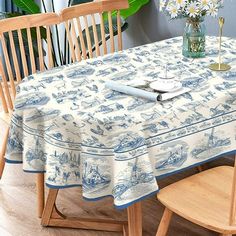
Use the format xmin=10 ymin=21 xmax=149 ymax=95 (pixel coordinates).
xmin=12 ymin=0 xmax=40 ymax=14
xmin=71 ymin=0 xmax=93 ymax=6
xmin=121 ymin=0 xmax=149 ymax=19
xmin=103 ymin=0 xmax=149 ymax=20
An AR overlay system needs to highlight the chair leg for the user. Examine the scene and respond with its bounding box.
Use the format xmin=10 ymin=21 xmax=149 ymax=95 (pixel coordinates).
xmin=37 ymin=173 xmax=45 ymax=218
xmin=156 ymin=208 xmax=173 ymax=236
xmin=0 ymin=128 xmax=9 ymax=179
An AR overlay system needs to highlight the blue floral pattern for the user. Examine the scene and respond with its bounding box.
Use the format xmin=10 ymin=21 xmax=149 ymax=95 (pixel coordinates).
xmin=6 ymin=37 xmax=236 ymax=208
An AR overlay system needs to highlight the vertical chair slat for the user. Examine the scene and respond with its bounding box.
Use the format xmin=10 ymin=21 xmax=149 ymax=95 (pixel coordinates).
xmin=70 ymin=19 xmax=82 ymax=62
xmin=99 ymin=13 xmax=107 ymax=55
xmin=65 ymin=20 xmax=76 ymax=63
xmin=0 ymin=33 xmax=16 ymax=97
xmin=108 ymin=11 xmax=115 ymax=53
xmin=17 ymin=29 xmax=29 ymax=77
xmin=229 ymin=154 xmax=236 ymax=225
xmin=0 ymin=57 xmax=13 ymax=110
xmin=0 ymin=79 xmax=8 ymax=113
xmin=36 ymin=26 xmax=45 ymax=71
xmin=117 ymin=10 xmax=122 ymax=51
xmin=26 ymin=27 xmax=36 ymax=74
xmin=83 ymin=15 xmax=93 ymax=58
xmin=76 ymin=18 xmax=87 ymax=59
xmin=46 ymin=26 xmax=53 ymax=69
xmin=91 ymin=14 xmax=100 ymax=57
xmin=8 ymin=31 xmax=21 ymax=83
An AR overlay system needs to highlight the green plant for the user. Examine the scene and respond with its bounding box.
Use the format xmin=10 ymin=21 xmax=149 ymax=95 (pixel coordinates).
xmin=12 ymin=0 xmax=40 ymax=14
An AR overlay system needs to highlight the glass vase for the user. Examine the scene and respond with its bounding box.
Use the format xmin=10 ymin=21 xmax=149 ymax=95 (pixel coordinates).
xmin=182 ymin=17 xmax=206 ymax=58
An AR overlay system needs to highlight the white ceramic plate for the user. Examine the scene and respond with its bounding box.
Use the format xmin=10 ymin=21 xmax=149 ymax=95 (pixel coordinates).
xmin=149 ymin=79 xmax=182 ymax=93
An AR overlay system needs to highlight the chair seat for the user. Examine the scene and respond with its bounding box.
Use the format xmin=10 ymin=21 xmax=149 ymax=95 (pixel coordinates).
xmin=157 ymin=166 xmax=236 ymax=234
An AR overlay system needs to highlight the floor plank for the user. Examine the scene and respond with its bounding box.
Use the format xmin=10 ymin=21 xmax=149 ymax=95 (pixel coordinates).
xmin=0 ymin=119 xmax=233 ymax=236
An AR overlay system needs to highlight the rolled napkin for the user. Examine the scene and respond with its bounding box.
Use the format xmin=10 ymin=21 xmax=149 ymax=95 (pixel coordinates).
xmin=105 ymin=80 xmax=191 ymax=102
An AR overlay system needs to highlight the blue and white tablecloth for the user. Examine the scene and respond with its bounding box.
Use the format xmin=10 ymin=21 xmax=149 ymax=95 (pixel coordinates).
xmin=6 ymin=37 xmax=236 ymax=208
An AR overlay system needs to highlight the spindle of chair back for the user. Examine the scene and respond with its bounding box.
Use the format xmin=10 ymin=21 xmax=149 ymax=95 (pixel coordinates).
xmin=60 ymin=0 xmax=129 ymax=63
xmin=0 ymin=13 xmax=60 ymax=114
xmin=229 ymin=155 xmax=236 ymax=226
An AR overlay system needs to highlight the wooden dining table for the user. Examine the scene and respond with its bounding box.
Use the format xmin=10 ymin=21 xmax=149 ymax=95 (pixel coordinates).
xmin=5 ymin=36 xmax=236 ymax=235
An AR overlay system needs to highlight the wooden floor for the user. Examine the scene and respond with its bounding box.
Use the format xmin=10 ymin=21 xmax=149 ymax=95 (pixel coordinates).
xmin=0 ymin=119 xmax=234 ymax=236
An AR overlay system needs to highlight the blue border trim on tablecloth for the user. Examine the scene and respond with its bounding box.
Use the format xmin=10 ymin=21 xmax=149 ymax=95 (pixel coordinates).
xmin=45 ymin=182 xmax=159 ymax=209
xmin=5 ymin=159 xmax=23 ymax=164
xmin=24 ymin=170 xmax=46 ymax=173
xmin=5 ymin=149 xmax=236 ymax=209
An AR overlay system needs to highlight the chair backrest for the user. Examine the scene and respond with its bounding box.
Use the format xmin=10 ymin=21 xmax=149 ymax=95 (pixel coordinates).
xmin=60 ymin=0 xmax=129 ymax=63
xmin=0 ymin=13 xmax=60 ymax=114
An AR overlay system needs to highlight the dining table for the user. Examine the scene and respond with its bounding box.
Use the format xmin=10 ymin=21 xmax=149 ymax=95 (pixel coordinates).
xmin=5 ymin=36 xmax=236 ymax=236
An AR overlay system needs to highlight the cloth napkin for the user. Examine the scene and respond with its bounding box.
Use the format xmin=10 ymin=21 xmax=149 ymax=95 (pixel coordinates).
xmin=105 ymin=81 xmax=191 ymax=102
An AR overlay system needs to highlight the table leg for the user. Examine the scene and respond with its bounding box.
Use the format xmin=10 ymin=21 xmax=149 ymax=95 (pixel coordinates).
xmin=127 ymin=202 xmax=142 ymax=236
xmin=37 ymin=173 xmax=45 ymax=218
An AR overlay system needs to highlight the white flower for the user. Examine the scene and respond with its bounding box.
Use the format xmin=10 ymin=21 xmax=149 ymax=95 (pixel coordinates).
xmin=167 ymin=3 xmax=179 ymax=18
xmin=199 ymin=0 xmax=210 ymax=10
xmin=186 ymin=2 xmax=199 ymax=18
xmin=159 ymin=0 xmax=166 ymax=11
xmin=158 ymin=0 xmax=222 ymax=19
xmin=176 ymin=0 xmax=187 ymax=9
xmin=207 ymin=3 xmax=219 ymax=16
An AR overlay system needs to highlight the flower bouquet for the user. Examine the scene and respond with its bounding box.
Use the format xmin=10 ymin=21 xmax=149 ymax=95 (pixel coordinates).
xmin=159 ymin=0 xmax=224 ymax=58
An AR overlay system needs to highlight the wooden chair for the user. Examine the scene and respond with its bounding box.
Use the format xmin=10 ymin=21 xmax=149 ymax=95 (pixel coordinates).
xmin=156 ymin=159 xmax=236 ymax=236
xmin=0 ymin=12 xmax=60 ymax=218
xmin=60 ymin=0 xmax=129 ymax=63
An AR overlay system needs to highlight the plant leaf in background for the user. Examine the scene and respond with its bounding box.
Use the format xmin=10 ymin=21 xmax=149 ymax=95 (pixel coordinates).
xmin=121 ymin=0 xmax=149 ymax=19
xmin=12 ymin=0 xmax=40 ymax=14
xmin=103 ymin=0 xmax=149 ymax=20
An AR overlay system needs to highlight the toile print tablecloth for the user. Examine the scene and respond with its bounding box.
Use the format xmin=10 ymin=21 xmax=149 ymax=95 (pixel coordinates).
xmin=6 ymin=36 xmax=236 ymax=208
